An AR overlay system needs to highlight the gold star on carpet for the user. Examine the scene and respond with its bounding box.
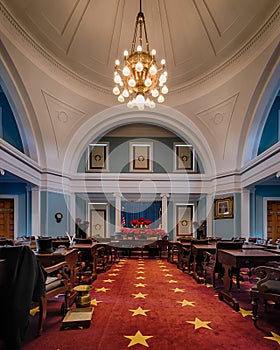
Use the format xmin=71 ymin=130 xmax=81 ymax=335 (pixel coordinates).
xmin=134 ymin=283 xmax=147 ymax=287
xmin=132 ymin=292 xmax=148 ymax=299
xmin=129 ymin=306 xmax=150 ymax=316
xmin=108 ymin=273 xmax=118 ymax=276
xmin=168 ymin=280 xmax=178 ymax=283
xmin=137 ymin=267 xmax=145 ymax=269
xmin=113 ymin=268 xmax=120 ymax=271
xmin=124 ymin=330 xmax=153 ymax=347
xmin=186 ymin=317 xmax=212 ymax=330
xmin=177 ymin=299 xmax=195 ymax=307
xmin=239 ymin=308 xmax=253 ymax=317
xmin=95 ymin=287 xmax=110 ymax=293
xmin=165 ymin=274 xmax=173 ymax=277
xmin=159 ymin=265 xmax=167 ymax=268
xmin=90 ymin=298 xmax=103 ymax=306
xmin=136 ymin=276 xmax=145 ymax=280
xmin=162 ymin=269 xmax=169 ymax=272
xmin=30 ymin=306 xmax=40 ymax=316
xmin=103 ymin=279 xmax=115 ymax=283
xmin=264 ymin=332 xmax=280 ymax=345
xmin=171 ymin=288 xmax=185 ymax=293
xmin=205 ymin=283 xmax=212 ymax=288
xmin=137 ymin=271 xmax=144 ymax=274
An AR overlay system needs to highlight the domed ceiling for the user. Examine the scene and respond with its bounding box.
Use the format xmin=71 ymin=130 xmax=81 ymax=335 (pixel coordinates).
xmin=1 ymin=0 xmax=279 ymax=93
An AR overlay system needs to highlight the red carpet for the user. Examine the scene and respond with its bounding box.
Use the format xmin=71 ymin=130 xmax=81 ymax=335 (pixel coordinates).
xmin=22 ymin=259 xmax=280 ymax=349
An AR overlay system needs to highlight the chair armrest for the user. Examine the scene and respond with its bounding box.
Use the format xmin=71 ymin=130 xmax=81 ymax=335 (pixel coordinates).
xmin=254 ymin=266 xmax=280 ymax=293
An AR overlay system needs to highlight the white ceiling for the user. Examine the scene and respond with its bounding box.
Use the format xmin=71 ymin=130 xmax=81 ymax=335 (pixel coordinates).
xmin=2 ymin=0 xmax=279 ymax=92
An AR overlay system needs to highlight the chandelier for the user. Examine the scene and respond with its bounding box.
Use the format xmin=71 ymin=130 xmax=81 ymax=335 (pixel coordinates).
xmin=113 ymin=0 xmax=168 ymax=110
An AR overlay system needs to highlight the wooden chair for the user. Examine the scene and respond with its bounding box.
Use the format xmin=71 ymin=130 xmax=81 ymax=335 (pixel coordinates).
xmin=250 ymin=265 xmax=280 ymax=325
xmin=37 ymin=261 xmax=71 ymax=336
xmin=177 ymin=243 xmax=192 ymax=272
xmin=202 ymin=240 xmax=244 ymax=289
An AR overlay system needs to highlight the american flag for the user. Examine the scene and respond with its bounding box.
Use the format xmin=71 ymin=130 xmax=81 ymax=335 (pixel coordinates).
xmin=121 ymin=216 xmax=126 ymax=227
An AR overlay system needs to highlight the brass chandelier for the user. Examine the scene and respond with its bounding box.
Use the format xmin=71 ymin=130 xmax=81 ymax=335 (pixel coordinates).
xmin=113 ymin=0 xmax=168 ymax=110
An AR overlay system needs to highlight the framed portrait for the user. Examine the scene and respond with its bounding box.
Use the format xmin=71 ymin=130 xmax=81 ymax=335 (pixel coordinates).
xmin=130 ymin=142 xmax=153 ymax=172
xmin=88 ymin=142 xmax=109 ymax=171
xmin=176 ymin=204 xmax=194 ymax=236
xmin=214 ymin=196 xmax=234 ymax=219
xmin=174 ymin=143 xmax=195 ymax=171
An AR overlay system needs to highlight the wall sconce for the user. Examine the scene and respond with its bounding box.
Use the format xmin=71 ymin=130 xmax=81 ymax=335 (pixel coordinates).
xmin=55 ymin=212 xmax=63 ymax=223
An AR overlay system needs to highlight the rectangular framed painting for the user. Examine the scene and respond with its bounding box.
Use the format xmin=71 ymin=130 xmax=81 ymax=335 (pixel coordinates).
xmin=176 ymin=204 xmax=194 ymax=236
xmin=174 ymin=143 xmax=195 ymax=171
xmin=87 ymin=143 xmax=109 ymax=171
xmin=130 ymin=142 xmax=153 ymax=172
xmin=214 ymin=196 xmax=234 ymax=219
xmin=90 ymin=209 xmax=106 ymax=237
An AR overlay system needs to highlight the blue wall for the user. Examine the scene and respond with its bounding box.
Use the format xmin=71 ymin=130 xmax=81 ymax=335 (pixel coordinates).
xmin=213 ymin=194 xmax=241 ymax=239
xmin=41 ymin=191 xmax=70 ymax=237
xmin=258 ymin=95 xmax=280 ymax=154
xmin=0 ymin=89 xmax=23 ymax=152
xmin=78 ymin=136 xmax=204 ymax=173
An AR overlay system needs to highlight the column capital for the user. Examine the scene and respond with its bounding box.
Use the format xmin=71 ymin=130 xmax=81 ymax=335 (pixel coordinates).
xmin=160 ymin=193 xmax=170 ymax=199
xmin=113 ymin=193 xmax=122 ymax=199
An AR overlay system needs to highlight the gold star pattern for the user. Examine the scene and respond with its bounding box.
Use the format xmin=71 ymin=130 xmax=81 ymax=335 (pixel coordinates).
xmin=171 ymin=288 xmax=185 ymax=293
xmin=159 ymin=265 xmax=167 ymax=268
xmin=108 ymin=273 xmax=118 ymax=276
xmin=137 ymin=271 xmax=144 ymax=274
xmin=165 ymin=274 xmax=173 ymax=277
xmin=103 ymin=279 xmax=115 ymax=283
xmin=239 ymin=308 xmax=253 ymax=317
xmin=186 ymin=317 xmax=212 ymax=330
xmin=264 ymin=332 xmax=280 ymax=345
xmin=162 ymin=269 xmax=169 ymax=272
xmin=90 ymin=298 xmax=103 ymax=306
xmin=132 ymin=292 xmax=148 ymax=299
xmin=136 ymin=276 xmax=145 ymax=280
xmin=137 ymin=267 xmax=145 ymax=270
xmin=129 ymin=306 xmax=150 ymax=316
xmin=134 ymin=283 xmax=147 ymax=287
xmin=168 ymin=280 xmax=178 ymax=283
xmin=177 ymin=299 xmax=195 ymax=307
xmin=113 ymin=268 xmax=120 ymax=271
xmin=95 ymin=287 xmax=110 ymax=293
xmin=124 ymin=330 xmax=153 ymax=347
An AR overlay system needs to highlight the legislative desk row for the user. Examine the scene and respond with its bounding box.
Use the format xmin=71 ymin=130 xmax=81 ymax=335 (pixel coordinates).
xmin=168 ymin=240 xmax=280 ymax=311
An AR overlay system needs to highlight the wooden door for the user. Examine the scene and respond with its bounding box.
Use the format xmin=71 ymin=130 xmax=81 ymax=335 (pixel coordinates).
xmin=267 ymin=201 xmax=280 ymax=242
xmin=0 ymin=199 xmax=14 ymax=239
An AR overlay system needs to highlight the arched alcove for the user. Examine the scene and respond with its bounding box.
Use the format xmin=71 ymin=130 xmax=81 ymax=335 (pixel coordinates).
xmin=62 ymin=104 xmax=216 ymax=177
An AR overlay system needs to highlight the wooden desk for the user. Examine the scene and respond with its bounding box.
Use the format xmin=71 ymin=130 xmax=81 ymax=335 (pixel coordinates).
xmin=218 ymin=249 xmax=280 ymax=311
xmin=191 ymin=244 xmax=216 ymax=282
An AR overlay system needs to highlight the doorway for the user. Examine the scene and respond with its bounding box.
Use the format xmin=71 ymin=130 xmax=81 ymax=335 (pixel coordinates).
xmin=0 ymin=198 xmax=14 ymax=239
xmin=267 ymin=200 xmax=280 ymax=242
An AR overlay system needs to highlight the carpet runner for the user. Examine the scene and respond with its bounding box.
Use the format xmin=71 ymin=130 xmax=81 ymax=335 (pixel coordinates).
xmin=23 ymin=259 xmax=280 ymax=349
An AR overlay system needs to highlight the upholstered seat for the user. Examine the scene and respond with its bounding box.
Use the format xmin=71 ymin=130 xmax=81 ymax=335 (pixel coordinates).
xmin=250 ymin=265 xmax=280 ymax=324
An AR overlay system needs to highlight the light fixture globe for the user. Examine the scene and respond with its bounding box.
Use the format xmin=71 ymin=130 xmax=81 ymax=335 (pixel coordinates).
xmin=113 ymin=0 xmax=168 ymax=110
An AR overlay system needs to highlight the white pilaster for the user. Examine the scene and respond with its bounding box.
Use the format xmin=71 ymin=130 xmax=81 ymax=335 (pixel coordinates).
xmin=160 ymin=193 xmax=170 ymax=234
xmin=114 ymin=193 xmax=122 ymax=232
xmin=241 ymin=189 xmax=251 ymax=241
xmin=31 ymin=187 xmax=41 ymax=236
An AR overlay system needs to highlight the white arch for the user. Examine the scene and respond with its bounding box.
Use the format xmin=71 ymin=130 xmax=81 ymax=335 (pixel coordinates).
xmin=62 ymin=104 xmax=216 ymax=176
xmin=0 ymin=41 xmax=45 ymax=164
xmin=241 ymin=46 xmax=280 ymax=165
